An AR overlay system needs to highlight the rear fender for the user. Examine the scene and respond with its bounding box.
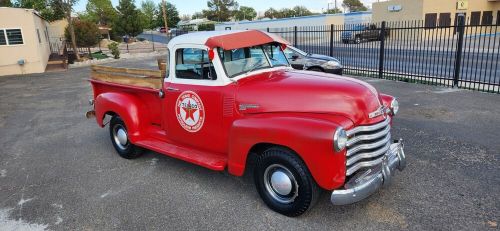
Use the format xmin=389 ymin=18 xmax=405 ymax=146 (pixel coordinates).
xmin=94 ymin=92 xmax=148 ymax=143
xmin=227 ymin=113 xmax=352 ymax=190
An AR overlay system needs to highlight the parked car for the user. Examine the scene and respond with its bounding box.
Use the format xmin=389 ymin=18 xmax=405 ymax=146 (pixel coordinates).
xmin=341 ymin=24 xmax=390 ymax=44
xmin=87 ymin=30 xmax=406 ymax=217
xmin=159 ymin=27 xmax=167 ymax=33
xmin=284 ymin=45 xmax=343 ymax=75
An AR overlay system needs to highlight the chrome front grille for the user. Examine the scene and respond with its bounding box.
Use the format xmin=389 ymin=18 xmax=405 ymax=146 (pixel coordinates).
xmin=345 ymin=117 xmax=391 ymax=176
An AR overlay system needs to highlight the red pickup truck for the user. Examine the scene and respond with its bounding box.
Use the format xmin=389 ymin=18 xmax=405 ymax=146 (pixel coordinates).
xmin=88 ymin=30 xmax=406 ymax=216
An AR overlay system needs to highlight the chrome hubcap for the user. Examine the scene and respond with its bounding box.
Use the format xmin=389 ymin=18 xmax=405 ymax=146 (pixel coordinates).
xmin=263 ymin=164 xmax=298 ymax=204
xmin=113 ymin=124 xmax=128 ymax=150
xmin=270 ymin=171 xmax=292 ymax=195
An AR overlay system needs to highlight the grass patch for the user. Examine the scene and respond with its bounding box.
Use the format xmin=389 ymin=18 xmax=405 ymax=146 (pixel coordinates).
xmin=91 ymin=52 xmax=109 ymax=60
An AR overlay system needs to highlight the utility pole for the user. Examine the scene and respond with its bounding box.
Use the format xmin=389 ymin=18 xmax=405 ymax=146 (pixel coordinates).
xmin=161 ymin=0 xmax=168 ymax=32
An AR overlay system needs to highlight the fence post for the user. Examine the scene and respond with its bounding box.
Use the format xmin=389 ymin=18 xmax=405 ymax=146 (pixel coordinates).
xmin=378 ymin=21 xmax=386 ymax=79
xmin=329 ymin=24 xmax=334 ymax=57
xmin=453 ymin=14 xmax=465 ymax=88
xmin=294 ymin=26 xmax=298 ymax=47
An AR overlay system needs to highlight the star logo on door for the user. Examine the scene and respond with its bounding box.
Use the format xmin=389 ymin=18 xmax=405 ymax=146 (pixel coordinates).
xmin=175 ymin=91 xmax=205 ymax=133
xmin=182 ymin=100 xmax=198 ymax=122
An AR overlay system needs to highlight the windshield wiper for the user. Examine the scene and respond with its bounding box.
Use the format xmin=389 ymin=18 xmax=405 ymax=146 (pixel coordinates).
xmin=244 ymin=61 xmax=266 ymax=75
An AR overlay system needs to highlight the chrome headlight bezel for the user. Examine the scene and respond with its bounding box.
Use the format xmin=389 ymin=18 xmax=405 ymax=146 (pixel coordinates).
xmin=390 ymin=98 xmax=399 ymax=115
xmin=333 ymin=127 xmax=348 ymax=152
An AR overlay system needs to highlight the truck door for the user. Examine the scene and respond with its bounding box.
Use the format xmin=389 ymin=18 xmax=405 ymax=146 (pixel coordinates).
xmin=163 ymin=45 xmax=226 ymax=154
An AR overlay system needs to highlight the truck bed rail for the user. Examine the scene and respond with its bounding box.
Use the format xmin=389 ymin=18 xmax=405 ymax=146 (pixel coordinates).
xmin=90 ymin=65 xmax=164 ymax=89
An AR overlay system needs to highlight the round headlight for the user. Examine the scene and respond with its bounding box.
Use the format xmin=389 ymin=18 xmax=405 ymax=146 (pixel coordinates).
xmin=326 ymin=60 xmax=342 ymax=68
xmin=390 ymin=98 xmax=399 ymax=115
xmin=333 ymin=127 xmax=348 ymax=152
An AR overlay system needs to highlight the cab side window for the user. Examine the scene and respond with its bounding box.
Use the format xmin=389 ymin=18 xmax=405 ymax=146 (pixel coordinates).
xmin=175 ymin=48 xmax=217 ymax=80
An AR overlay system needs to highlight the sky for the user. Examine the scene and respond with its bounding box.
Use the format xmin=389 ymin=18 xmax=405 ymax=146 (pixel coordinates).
xmin=74 ymin=0 xmax=379 ymax=16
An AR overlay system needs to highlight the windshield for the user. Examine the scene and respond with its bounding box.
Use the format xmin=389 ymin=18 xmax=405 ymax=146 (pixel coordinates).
xmin=218 ymin=43 xmax=289 ymax=78
xmin=287 ymin=46 xmax=308 ymax=56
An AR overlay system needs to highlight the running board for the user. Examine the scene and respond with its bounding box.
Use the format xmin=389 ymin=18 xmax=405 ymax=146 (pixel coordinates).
xmin=135 ymin=139 xmax=227 ymax=171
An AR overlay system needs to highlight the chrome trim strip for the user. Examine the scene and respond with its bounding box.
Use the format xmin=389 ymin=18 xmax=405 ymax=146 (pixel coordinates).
xmin=346 ymin=141 xmax=391 ymax=166
xmin=346 ymin=117 xmax=390 ymax=137
xmin=346 ymin=125 xmax=391 ymax=147
xmin=331 ymin=139 xmax=406 ymax=205
xmin=346 ymin=155 xmax=385 ymax=176
xmin=346 ymin=133 xmax=391 ymax=157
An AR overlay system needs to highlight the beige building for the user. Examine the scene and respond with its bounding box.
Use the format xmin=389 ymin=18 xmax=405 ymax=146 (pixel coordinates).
xmin=0 ymin=7 xmax=51 ymax=76
xmin=373 ymin=0 xmax=500 ymax=25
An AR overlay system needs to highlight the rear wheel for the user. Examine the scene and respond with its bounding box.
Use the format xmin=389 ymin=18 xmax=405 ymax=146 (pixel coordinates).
xmin=254 ymin=147 xmax=320 ymax=217
xmin=109 ymin=116 xmax=143 ymax=159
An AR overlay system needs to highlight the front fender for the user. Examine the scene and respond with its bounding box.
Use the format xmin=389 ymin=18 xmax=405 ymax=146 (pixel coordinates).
xmin=94 ymin=92 xmax=148 ymax=143
xmin=227 ymin=113 xmax=353 ymax=190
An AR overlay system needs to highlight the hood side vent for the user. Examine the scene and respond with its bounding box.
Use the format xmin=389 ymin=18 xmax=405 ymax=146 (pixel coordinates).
xmin=223 ymin=96 xmax=235 ymax=117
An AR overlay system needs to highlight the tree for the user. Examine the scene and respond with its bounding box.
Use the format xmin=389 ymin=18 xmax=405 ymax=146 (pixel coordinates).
xmin=342 ymin=0 xmax=367 ymax=12
xmin=83 ymin=0 xmax=117 ymax=26
xmin=264 ymin=8 xmax=278 ymax=19
xmin=292 ymin=6 xmax=313 ymax=17
xmin=198 ymin=23 xmax=215 ymax=31
xmin=234 ymin=6 xmax=256 ymax=21
xmin=59 ymin=0 xmax=81 ymax=60
xmin=180 ymin=14 xmax=191 ymax=21
xmin=277 ymin=8 xmax=295 ymax=18
xmin=204 ymin=0 xmax=238 ymax=22
xmin=324 ymin=8 xmax=342 ymax=14
xmin=140 ymin=0 xmax=156 ymax=29
xmin=114 ymin=0 xmax=144 ymax=37
xmin=13 ymin=0 xmax=65 ymax=21
xmin=0 ymin=0 xmax=13 ymax=7
xmin=65 ymin=20 xmax=100 ymax=57
xmin=154 ymin=2 xmax=180 ymax=28
xmin=192 ymin=11 xmax=204 ymax=19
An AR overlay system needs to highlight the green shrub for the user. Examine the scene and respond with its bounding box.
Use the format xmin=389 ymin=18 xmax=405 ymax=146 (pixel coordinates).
xmin=108 ymin=42 xmax=120 ymax=59
xmin=197 ymin=23 xmax=215 ymax=31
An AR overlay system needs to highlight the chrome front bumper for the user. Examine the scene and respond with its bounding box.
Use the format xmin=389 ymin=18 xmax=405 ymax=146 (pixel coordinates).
xmin=331 ymin=139 xmax=406 ymax=205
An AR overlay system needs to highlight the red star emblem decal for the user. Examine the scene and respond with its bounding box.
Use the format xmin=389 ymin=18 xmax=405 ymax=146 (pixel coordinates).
xmin=182 ymin=100 xmax=198 ymax=121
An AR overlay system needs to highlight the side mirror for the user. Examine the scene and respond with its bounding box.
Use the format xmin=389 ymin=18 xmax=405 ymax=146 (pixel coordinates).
xmin=291 ymin=55 xmax=299 ymax=60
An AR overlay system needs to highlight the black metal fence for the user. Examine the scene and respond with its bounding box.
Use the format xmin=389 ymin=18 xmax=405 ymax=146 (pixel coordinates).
xmin=268 ymin=15 xmax=500 ymax=93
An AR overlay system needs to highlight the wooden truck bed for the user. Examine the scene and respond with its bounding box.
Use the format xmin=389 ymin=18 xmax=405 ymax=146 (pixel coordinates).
xmin=90 ymin=65 xmax=165 ymax=89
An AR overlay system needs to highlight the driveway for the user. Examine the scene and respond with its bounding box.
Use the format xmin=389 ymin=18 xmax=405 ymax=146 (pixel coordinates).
xmin=0 ymin=56 xmax=498 ymax=230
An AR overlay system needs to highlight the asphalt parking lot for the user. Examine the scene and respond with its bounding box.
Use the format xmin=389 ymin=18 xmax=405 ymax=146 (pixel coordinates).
xmin=0 ymin=56 xmax=499 ymax=230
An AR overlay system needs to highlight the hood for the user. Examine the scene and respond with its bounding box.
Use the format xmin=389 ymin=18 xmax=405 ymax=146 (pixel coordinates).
xmin=307 ymin=54 xmax=338 ymax=62
xmin=236 ymin=69 xmax=385 ymax=125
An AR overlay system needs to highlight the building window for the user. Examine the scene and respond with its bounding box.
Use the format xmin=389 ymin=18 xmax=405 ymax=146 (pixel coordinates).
xmin=482 ymin=11 xmax=493 ymax=25
xmin=36 ymin=29 xmax=41 ymax=43
xmin=5 ymin=29 xmax=24 ymax=45
xmin=425 ymin=13 xmax=437 ymax=28
xmin=470 ymin=11 xmax=481 ymax=25
xmin=439 ymin=13 xmax=451 ymax=27
xmin=0 ymin=30 xmax=6 ymax=45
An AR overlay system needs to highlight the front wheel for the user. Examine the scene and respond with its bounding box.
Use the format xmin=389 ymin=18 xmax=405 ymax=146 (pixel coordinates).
xmin=254 ymin=147 xmax=320 ymax=217
xmin=109 ymin=116 xmax=143 ymax=159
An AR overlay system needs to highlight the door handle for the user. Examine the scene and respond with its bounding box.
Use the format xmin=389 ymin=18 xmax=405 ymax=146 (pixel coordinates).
xmin=166 ymin=87 xmax=180 ymax=92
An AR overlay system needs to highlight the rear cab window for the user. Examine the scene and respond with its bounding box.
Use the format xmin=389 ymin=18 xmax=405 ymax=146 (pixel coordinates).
xmin=175 ymin=48 xmax=217 ymax=80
